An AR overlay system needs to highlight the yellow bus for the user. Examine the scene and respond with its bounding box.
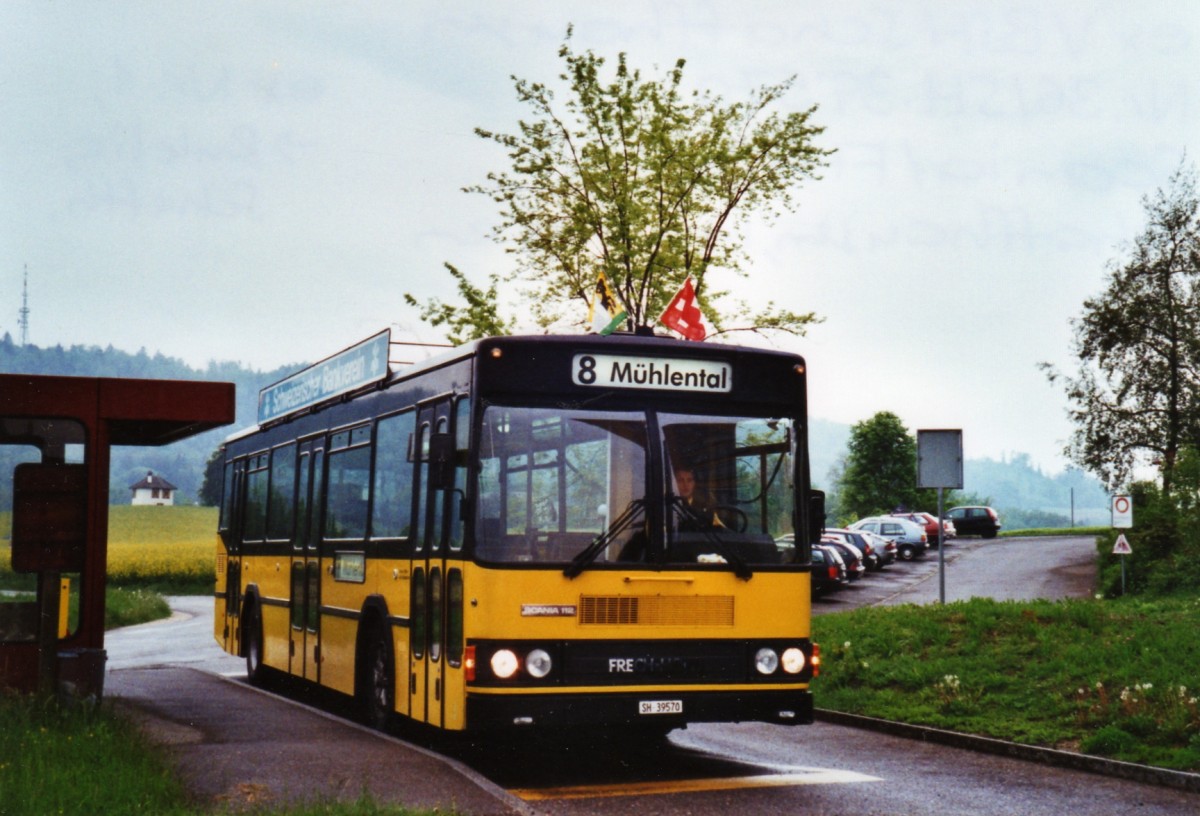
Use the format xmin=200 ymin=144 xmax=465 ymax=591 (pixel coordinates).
xmin=215 ymin=330 xmax=821 ymax=734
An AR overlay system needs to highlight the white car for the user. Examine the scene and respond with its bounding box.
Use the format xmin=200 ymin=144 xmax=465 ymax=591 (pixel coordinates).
xmin=848 ymin=516 xmax=928 ymax=560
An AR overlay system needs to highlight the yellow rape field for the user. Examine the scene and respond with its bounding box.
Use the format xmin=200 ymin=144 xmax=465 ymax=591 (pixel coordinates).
xmin=1 ymin=506 xmax=215 ymax=587
xmin=105 ymin=506 xmax=217 ymax=584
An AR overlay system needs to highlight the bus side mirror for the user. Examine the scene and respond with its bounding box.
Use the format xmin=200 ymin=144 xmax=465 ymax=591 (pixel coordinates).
xmin=11 ymin=463 xmax=88 ymax=573
xmin=808 ymin=490 xmax=826 ymax=545
xmin=429 ymin=432 xmax=456 ymax=491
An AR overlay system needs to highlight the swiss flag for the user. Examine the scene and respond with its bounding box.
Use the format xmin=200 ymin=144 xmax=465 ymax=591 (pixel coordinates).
xmin=659 ymin=278 xmax=708 ymax=341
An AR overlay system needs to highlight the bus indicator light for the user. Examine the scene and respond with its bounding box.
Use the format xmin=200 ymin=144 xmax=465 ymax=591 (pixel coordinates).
xmin=464 ymin=645 xmax=476 ymax=682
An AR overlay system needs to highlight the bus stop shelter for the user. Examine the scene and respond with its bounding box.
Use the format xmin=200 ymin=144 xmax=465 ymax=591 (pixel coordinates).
xmin=0 ymin=374 xmax=235 ymax=698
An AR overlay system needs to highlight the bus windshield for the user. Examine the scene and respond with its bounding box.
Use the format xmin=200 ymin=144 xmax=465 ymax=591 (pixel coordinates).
xmin=474 ymin=405 xmax=799 ymax=569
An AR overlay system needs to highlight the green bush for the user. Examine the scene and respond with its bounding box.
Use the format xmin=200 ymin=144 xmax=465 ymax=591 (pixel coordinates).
xmin=1082 ymin=725 xmax=1137 ymax=757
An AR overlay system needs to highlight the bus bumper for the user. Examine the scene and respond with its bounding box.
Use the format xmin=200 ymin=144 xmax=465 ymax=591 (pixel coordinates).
xmin=466 ymin=688 xmax=812 ymax=731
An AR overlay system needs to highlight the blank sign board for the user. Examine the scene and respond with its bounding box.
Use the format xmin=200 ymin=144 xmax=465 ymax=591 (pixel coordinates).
xmin=917 ymin=429 xmax=963 ymax=489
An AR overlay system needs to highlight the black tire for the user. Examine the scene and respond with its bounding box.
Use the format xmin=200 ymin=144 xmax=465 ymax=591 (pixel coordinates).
xmin=360 ymin=623 xmax=395 ymax=731
xmin=898 ymin=544 xmax=916 ymax=561
xmin=244 ymin=602 xmax=266 ymax=686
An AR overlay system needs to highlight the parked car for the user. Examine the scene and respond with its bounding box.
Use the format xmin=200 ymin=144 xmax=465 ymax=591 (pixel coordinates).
xmin=816 ymin=542 xmax=849 ymax=584
xmin=855 ymin=528 xmax=897 ymax=567
xmin=946 ymin=505 xmax=1002 ymax=539
xmin=824 ymin=528 xmax=882 ymax=571
xmin=810 ymin=545 xmax=845 ymax=596
xmin=849 ymin=516 xmax=928 ymax=560
xmin=820 ymin=538 xmax=867 ymax=580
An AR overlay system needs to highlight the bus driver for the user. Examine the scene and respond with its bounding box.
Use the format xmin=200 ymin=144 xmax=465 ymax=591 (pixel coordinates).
xmin=673 ymin=466 xmax=723 ymax=531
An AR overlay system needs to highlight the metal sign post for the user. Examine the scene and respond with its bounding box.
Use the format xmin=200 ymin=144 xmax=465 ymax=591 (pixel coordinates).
xmin=917 ymin=430 xmax=964 ymax=604
xmin=1112 ymin=534 xmax=1132 ymax=594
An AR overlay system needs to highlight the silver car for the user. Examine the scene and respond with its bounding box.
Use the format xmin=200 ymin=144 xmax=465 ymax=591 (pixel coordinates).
xmin=848 ymin=516 xmax=928 ymax=560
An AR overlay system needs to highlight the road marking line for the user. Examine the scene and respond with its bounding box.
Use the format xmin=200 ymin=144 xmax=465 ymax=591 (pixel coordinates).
xmin=509 ymin=769 xmax=881 ymax=800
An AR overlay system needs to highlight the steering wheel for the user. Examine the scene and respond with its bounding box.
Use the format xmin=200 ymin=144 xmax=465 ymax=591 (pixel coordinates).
xmin=714 ymin=505 xmax=748 ymax=532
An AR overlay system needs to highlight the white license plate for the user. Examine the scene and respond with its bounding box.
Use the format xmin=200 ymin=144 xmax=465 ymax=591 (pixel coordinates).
xmin=639 ymin=699 xmax=683 ymax=715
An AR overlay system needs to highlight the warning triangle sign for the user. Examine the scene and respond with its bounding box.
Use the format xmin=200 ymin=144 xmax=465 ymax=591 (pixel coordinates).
xmin=1112 ymin=534 xmax=1132 ymax=555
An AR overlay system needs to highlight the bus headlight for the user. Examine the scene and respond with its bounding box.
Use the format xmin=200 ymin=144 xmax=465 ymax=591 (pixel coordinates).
xmin=525 ymin=649 xmax=553 ymax=678
xmin=755 ymin=647 xmax=779 ymax=675
xmin=490 ymin=649 xmax=519 ymax=679
xmin=781 ymin=647 xmax=806 ymax=674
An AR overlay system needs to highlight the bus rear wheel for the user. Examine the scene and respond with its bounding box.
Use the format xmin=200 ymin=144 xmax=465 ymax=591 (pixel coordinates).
xmin=244 ymin=603 xmax=266 ymax=686
xmin=360 ymin=624 xmax=394 ymax=731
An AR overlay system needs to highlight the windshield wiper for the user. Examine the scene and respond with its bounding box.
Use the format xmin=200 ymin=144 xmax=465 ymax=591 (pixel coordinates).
xmin=563 ymin=499 xmax=645 ymax=579
xmin=669 ymin=497 xmax=753 ymax=580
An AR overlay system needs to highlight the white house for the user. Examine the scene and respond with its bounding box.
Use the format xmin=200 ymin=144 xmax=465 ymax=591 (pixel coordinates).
xmin=129 ymin=471 xmax=177 ymax=506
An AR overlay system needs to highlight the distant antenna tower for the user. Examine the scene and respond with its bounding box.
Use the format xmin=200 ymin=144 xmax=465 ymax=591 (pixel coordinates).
xmin=18 ymin=264 xmax=30 ymax=345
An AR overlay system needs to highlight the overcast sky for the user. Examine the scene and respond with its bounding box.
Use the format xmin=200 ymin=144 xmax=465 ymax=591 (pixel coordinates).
xmin=3 ymin=1 xmax=1198 ymax=475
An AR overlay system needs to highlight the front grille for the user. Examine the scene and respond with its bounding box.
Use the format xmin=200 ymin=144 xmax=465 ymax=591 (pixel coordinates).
xmin=578 ymin=595 xmax=734 ymax=626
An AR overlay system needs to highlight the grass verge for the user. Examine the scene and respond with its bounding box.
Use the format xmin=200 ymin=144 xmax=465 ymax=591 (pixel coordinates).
xmin=813 ymin=594 xmax=1200 ymax=770
xmin=1000 ymin=526 xmax=1108 ymax=538
xmin=0 ymin=693 xmax=192 ymax=815
xmin=0 ymin=695 xmax=448 ymax=816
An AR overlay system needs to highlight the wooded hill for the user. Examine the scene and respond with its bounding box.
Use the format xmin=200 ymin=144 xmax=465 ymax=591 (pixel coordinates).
xmin=0 ymin=333 xmax=294 ymax=506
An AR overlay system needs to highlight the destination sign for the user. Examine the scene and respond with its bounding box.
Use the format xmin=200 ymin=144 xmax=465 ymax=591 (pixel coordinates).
xmin=258 ymin=330 xmax=391 ymax=424
xmin=572 ymin=353 xmax=731 ymax=393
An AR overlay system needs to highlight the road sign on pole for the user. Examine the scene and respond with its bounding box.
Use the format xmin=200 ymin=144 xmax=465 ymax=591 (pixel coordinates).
xmin=1112 ymin=495 xmax=1133 ymax=528
xmin=918 ymin=429 xmax=962 ymax=605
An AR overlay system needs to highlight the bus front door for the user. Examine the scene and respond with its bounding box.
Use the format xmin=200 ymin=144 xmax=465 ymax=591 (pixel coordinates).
xmin=290 ymin=439 xmax=323 ymax=683
xmin=409 ymin=400 xmax=452 ymax=728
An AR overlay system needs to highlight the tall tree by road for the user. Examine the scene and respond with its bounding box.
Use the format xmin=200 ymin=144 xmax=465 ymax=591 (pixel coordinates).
xmin=837 ymin=411 xmax=921 ymax=519
xmin=1044 ymin=161 xmax=1200 ymax=494
xmin=407 ymin=28 xmax=834 ymax=339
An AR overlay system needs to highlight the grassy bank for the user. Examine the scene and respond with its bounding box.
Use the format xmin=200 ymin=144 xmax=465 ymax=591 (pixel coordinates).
xmin=998 ymin=525 xmax=1108 ymax=537
xmin=1000 ymin=525 xmax=1107 ymax=538
xmin=813 ymin=595 xmax=1200 ymax=770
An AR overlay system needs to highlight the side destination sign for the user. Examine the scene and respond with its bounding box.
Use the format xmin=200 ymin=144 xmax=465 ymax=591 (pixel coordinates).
xmin=258 ymin=330 xmax=391 ymax=424
xmin=572 ymin=353 xmax=731 ymax=393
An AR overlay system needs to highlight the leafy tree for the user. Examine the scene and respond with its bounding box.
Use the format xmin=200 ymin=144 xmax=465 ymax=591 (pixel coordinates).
xmin=409 ymin=28 xmax=833 ymax=338
xmin=403 ymin=263 xmax=514 ymax=346
xmin=837 ymin=411 xmax=921 ymax=519
xmin=199 ymin=447 xmax=224 ymax=507
xmin=1044 ymin=161 xmax=1200 ymax=493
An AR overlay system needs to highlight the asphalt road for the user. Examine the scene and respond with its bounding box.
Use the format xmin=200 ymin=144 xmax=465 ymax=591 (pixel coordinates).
xmin=104 ymin=537 xmax=1200 ymax=815
xmin=814 ymin=534 xmax=1100 ymax=613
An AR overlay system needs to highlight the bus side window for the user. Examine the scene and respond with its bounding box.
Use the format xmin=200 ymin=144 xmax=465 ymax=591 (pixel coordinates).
xmin=448 ymin=398 xmax=470 ymax=552
xmin=243 ymin=453 xmax=269 ymax=543
xmin=267 ymin=442 xmax=297 ymax=541
xmin=324 ymin=428 xmax=371 ymax=540
xmin=372 ymin=412 xmax=416 ymax=540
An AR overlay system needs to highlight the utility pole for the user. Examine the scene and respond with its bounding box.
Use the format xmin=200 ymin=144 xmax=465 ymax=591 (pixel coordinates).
xmin=19 ymin=264 xmax=31 ymax=346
